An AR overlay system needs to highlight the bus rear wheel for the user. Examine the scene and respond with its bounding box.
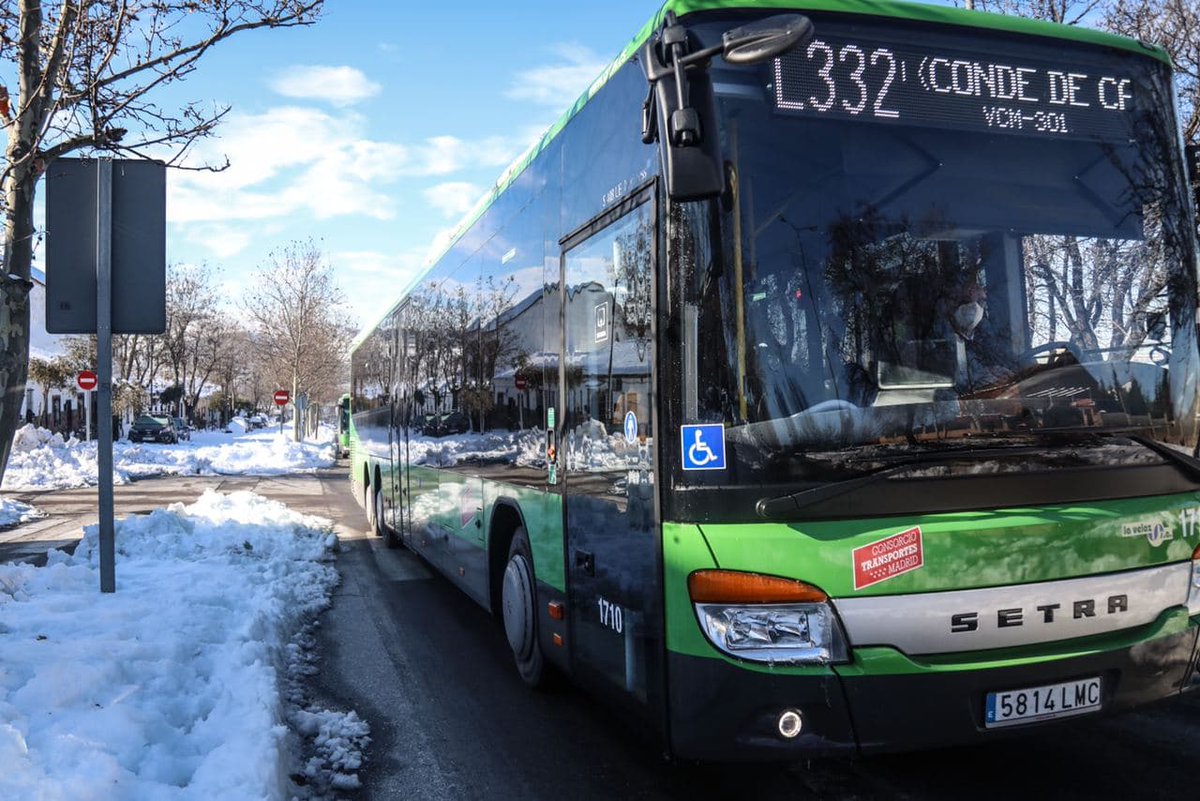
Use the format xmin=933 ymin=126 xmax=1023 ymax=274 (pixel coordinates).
xmin=364 ymin=475 xmax=381 ymax=536
xmin=501 ymin=528 xmax=544 ymax=687
xmin=363 ymin=478 xmax=373 ymax=530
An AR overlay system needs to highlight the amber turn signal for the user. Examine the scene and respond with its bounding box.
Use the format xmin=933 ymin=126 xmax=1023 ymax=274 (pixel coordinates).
xmin=688 ymin=570 xmax=828 ymax=604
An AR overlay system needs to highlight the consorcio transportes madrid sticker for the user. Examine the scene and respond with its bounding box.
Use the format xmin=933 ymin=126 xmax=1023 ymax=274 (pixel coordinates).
xmin=852 ymin=526 xmax=925 ymax=591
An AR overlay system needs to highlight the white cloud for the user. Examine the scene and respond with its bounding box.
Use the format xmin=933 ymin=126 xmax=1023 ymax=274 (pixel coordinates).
xmin=167 ymin=108 xmax=527 ymax=227
xmin=331 ymin=249 xmax=430 ymax=329
xmin=404 ymin=136 xmax=518 ymax=177
xmin=169 ymin=107 xmax=406 ymax=224
xmin=269 ymin=65 xmax=381 ymax=107
xmin=178 ymin=223 xmax=254 ymax=259
xmin=505 ymin=44 xmax=608 ymax=108
xmin=423 ymin=182 xmax=483 ymax=219
xmin=424 ymin=226 xmax=460 ymax=266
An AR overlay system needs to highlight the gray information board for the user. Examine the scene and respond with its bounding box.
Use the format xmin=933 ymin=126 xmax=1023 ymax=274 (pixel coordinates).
xmin=45 ymin=158 xmax=166 ymax=334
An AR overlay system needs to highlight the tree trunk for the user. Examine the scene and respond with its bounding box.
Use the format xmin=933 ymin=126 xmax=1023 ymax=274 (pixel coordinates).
xmin=0 ymin=153 xmax=39 ymax=476
xmin=292 ymin=369 xmax=300 ymax=442
xmin=0 ymin=0 xmax=46 ymax=477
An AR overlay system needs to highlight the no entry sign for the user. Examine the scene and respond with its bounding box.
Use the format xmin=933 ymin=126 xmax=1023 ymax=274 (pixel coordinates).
xmin=273 ymin=389 xmax=290 ymax=406
xmin=77 ymin=370 xmax=98 ymax=392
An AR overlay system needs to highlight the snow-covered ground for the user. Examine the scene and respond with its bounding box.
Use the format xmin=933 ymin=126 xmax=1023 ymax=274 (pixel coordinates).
xmin=1 ymin=423 xmax=337 ymax=493
xmin=0 ymin=490 xmax=368 ymax=800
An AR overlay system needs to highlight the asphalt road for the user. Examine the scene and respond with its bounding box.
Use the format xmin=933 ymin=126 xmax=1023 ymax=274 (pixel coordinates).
xmin=6 ymin=469 xmax=1199 ymax=800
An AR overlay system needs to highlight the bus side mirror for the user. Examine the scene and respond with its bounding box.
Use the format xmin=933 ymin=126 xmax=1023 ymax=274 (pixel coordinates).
xmin=641 ymin=13 xmax=812 ymax=202
xmin=720 ymin=15 xmax=814 ymax=65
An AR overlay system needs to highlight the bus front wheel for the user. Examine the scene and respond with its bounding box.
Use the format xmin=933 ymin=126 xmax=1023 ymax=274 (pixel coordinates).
xmin=501 ymin=528 xmax=545 ymax=687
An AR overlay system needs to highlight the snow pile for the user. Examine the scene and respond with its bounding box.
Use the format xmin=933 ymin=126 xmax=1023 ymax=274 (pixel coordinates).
xmin=0 ymin=490 xmax=367 ymax=799
xmin=194 ymin=434 xmax=336 ymax=476
xmin=3 ymin=424 xmax=109 ymax=490
xmin=291 ymin=709 xmax=371 ymax=792
xmin=12 ymin=423 xmax=68 ymax=453
xmin=0 ymin=497 xmax=43 ymax=528
xmin=1 ymin=424 xmax=337 ymax=491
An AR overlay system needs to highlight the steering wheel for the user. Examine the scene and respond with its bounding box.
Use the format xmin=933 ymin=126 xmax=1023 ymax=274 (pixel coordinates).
xmin=1021 ymin=341 xmax=1081 ymax=366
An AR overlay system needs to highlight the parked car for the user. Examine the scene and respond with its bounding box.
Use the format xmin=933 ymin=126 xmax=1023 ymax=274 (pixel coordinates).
xmin=171 ymin=417 xmax=192 ymax=441
xmin=428 ymin=411 xmax=470 ymax=437
xmin=128 ymin=415 xmax=177 ymax=444
xmin=248 ymin=413 xmax=268 ymax=430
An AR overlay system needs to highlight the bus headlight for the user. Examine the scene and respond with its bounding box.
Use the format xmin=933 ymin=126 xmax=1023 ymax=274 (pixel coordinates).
xmin=695 ymin=602 xmax=849 ymax=664
xmin=688 ymin=570 xmax=849 ymax=665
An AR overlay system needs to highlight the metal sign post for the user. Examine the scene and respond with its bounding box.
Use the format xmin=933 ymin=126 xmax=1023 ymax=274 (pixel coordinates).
xmin=294 ymin=393 xmax=308 ymax=443
xmin=46 ymin=157 xmax=165 ymax=595
xmin=76 ymin=371 xmax=97 ymax=442
xmin=274 ymin=389 xmax=290 ymax=436
xmin=96 ymin=161 xmax=116 ymax=594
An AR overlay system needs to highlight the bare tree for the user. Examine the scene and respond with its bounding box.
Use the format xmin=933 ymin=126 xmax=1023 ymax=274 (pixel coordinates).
xmin=952 ymin=0 xmax=1198 ymax=145
xmin=1105 ymin=0 xmax=1199 ymax=145
xmin=210 ymin=323 xmax=255 ymax=424
xmin=161 ymin=262 xmax=222 ymax=416
xmin=952 ymin=0 xmax=1106 ymax=23
xmin=0 ymin=0 xmax=323 ymax=478
xmin=243 ymin=239 xmax=353 ymax=439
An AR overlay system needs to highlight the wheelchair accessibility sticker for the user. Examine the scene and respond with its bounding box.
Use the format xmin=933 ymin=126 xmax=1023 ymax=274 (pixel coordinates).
xmin=681 ymin=424 xmax=726 ymax=471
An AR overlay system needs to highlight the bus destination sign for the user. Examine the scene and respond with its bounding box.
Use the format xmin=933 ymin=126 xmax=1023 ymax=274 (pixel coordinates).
xmin=773 ymin=33 xmax=1139 ymax=141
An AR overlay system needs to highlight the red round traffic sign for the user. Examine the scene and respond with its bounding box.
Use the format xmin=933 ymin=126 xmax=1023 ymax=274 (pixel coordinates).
xmin=515 ymin=376 xmax=528 ymax=390
xmin=77 ymin=370 xmax=98 ymax=392
xmin=273 ymin=390 xmax=290 ymax=406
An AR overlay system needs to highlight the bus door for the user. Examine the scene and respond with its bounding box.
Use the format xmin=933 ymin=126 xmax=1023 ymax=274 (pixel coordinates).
xmin=560 ymin=190 xmax=663 ymax=711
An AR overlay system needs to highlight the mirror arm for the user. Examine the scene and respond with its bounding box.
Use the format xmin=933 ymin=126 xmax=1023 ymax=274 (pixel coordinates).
xmin=662 ymin=13 xmax=700 ymax=147
xmin=641 ymin=83 xmax=658 ymax=144
xmin=678 ymin=43 xmax=724 ymax=68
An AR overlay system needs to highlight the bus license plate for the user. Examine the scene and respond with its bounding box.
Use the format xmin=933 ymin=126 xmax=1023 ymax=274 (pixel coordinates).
xmin=985 ymin=677 xmax=1102 ymax=728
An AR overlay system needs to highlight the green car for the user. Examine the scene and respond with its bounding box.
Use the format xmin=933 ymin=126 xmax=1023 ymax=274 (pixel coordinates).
xmin=128 ymin=415 xmax=177 ymax=444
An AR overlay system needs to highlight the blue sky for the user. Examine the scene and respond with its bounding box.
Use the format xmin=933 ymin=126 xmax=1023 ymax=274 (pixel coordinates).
xmin=148 ymin=0 xmax=667 ymax=331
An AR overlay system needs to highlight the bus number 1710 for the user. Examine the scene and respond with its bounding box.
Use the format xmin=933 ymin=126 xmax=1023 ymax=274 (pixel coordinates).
xmin=598 ymin=597 xmax=624 ymax=634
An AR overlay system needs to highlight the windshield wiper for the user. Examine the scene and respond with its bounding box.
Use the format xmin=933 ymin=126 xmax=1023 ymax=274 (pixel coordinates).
xmin=1125 ymin=434 xmax=1200 ymax=482
xmin=755 ymin=444 xmax=1050 ymax=520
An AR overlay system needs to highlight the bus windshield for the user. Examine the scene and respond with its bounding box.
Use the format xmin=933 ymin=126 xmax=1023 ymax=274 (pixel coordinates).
xmin=679 ymin=17 xmax=1200 ymax=486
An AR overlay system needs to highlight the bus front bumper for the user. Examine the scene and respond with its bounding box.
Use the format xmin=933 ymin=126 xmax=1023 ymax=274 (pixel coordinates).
xmin=667 ymin=612 xmax=1200 ymax=760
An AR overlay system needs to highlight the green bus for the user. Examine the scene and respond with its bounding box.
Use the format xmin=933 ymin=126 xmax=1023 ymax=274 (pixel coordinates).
xmin=336 ymin=393 xmax=351 ymax=458
xmin=348 ymin=0 xmax=1200 ymax=758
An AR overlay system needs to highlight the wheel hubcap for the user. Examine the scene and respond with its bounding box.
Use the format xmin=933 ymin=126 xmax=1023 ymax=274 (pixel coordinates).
xmin=502 ymin=554 xmax=534 ymax=658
